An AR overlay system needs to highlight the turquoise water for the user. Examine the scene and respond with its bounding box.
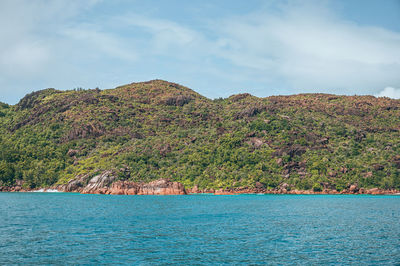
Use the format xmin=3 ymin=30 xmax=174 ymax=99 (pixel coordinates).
xmin=0 ymin=193 xmax=399 ymax=265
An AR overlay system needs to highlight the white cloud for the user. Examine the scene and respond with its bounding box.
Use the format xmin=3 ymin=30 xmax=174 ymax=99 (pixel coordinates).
xmin=114 ymin=2 xmax=400 ymax=96
xmin=0 ymin=0 xmax=400 ymax=104
xmin=0 ymin=40 xmax=50 ymax=77
xmin=211 ymin=2 xmax=400 ymax=94
xmin=0 ymin=0 xmax=137 ymax=103
xmin=61 ymin=25 xmax=138 ymax=61
xmin=0 ymin=0 xmax=101 ymax=70
xmin=117 ymin=14 xmax=207 ymax=59
xmin=375 ymin=87 xmax=400 ymax=99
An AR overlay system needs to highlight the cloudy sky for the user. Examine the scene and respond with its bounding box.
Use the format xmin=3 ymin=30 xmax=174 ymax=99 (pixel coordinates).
xmin=1 ymin=0 xmax=400 ymax=104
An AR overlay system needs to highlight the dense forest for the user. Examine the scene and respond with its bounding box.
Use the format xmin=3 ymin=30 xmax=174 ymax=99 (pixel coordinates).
xmin=0 ymin=80 xmax=399 ymax=191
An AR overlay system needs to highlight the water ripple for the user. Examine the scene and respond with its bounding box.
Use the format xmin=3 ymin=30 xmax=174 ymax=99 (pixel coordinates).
xmin=0 ymin=193 xmax=399 ymax=265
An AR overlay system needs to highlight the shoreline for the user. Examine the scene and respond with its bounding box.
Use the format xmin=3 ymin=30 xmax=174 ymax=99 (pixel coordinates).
xmin=2 ymin=176 xmax=399 ymax=196
xmin=1 ymin=187 xmax=399 ymax=196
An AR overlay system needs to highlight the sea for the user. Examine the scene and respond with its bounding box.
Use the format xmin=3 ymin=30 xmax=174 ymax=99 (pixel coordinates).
xmin=0 ymin=193 xmax=399 ymax=265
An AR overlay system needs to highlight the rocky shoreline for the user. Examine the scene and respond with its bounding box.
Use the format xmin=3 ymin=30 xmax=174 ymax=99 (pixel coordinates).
xmin=1 ymin=187 xmax=399 ymax=195
xmin=1 ymin=184 xmax=399 ymax=196
xmin=187 ymin=186 xmax=400 ymax=195
xmin=0 ymin=172 xmax=187 ymax=195
xmin=1 ymin=171 xmax=399 ymax=195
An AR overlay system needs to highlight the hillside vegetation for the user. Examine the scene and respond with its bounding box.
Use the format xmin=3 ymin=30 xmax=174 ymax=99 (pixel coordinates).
xmin=0 ymin=80 xmax=399 ymax=191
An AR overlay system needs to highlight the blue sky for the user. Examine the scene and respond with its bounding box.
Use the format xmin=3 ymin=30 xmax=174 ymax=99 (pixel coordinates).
xmin=0 ymin=0 xmax=400 ymax=104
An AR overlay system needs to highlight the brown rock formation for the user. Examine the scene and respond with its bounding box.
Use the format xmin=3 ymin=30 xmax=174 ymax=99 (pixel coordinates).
xmin=189 ymin=185 xmax=200 ymax=193
xmin=61 ymin=173 xmax=91 ymax=192
xmin=81 ymin=171 xmax=116 ymax=194
xmin=349 ymin=184 xmax=359 ymax=193
xmin=2 ymin=171 xmax=400 ymax=196
xmin=367 ymin=188 xmax=381 ymax=195
xmin=109 ymin=179 xmax=186 ymax=195
xmin=214 ymin=189 xmax=236 ymax=195
xmin=54 ymin=170 xmax=186 ymax=195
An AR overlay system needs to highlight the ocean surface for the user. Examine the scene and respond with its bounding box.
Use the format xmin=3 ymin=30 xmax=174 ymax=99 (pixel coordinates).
xmin=0 ymin=193 xmax=399 ymax=265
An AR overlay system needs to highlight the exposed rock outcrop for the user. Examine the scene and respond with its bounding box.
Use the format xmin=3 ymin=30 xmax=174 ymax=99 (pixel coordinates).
xmin=54 ymin=171 xmax=186 ymax=195
xmin=81 ymin=171 xmax=116 ymax=194
xmin=109 ymin=179 xmax=186 ymax=195
xmin=2 ymin=170 xmax=399 ymax=196
xmin=349 ymin=184 xmax=359 ymax=193
xmin=214 ymin=189 xmax=236 ymax=195
xmin=61 ymin=174 xmax=91 ymax=192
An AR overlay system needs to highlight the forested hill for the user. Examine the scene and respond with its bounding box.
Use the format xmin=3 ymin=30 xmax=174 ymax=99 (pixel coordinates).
xmin=0 ymin=80 xmax=399 ymax=191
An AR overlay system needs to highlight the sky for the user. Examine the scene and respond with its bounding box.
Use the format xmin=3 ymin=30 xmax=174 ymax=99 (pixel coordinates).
xmin=0 ymin=0 xmax=400 ymax=104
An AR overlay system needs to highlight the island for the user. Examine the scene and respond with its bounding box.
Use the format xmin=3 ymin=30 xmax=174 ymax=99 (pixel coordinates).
xmin=0 ymin=80 xmax=399 ymax=195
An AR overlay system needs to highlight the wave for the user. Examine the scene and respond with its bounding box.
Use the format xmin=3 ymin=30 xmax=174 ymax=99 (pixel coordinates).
xmin=32 ymin=189 xmax=62 ymax=193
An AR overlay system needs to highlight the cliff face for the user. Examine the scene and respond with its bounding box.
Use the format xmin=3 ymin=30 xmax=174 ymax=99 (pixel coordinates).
xmin=0 ymin=80 xmax=399 ymax=192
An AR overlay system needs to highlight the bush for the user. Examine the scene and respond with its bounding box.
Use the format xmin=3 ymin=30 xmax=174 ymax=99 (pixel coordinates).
xmin=312 ymin=183 xmax=323 ymax=192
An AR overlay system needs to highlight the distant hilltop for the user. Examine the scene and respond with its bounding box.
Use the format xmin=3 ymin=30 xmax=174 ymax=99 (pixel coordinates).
xmin=0 ymin=80 xmax=399 ymax=194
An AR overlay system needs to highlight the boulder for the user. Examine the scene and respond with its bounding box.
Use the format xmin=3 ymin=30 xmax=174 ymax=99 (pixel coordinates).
xmin=190 ymin=185 xmax=200 ymax=193
xmin=349 ymin=184 xmax=358 ymax=193
xmin=367 ymin=188 xmax=381 ymax=195
xmin=214 ymin=189 xmax=236 ymax=195
xmin=62 ymin=173 xmax=91 ymax=192
xmin=82 ymin=171 xmax=116 ymax=194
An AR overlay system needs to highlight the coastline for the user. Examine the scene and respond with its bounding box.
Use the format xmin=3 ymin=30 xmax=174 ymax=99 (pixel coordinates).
xmin=1 ymin=183 xmax=399 ymax=196
xmin=1 ymin=173 xmax=399 ymax=196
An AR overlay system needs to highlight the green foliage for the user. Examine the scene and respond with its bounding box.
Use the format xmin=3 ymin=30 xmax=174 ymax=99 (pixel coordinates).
xmin=0 ymin=80 xmax=399 ymax=190
xmin=0 ymin=161 xmax=15 ymax=185
xmin=312 ymin=183 xmax=323 ymax=192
